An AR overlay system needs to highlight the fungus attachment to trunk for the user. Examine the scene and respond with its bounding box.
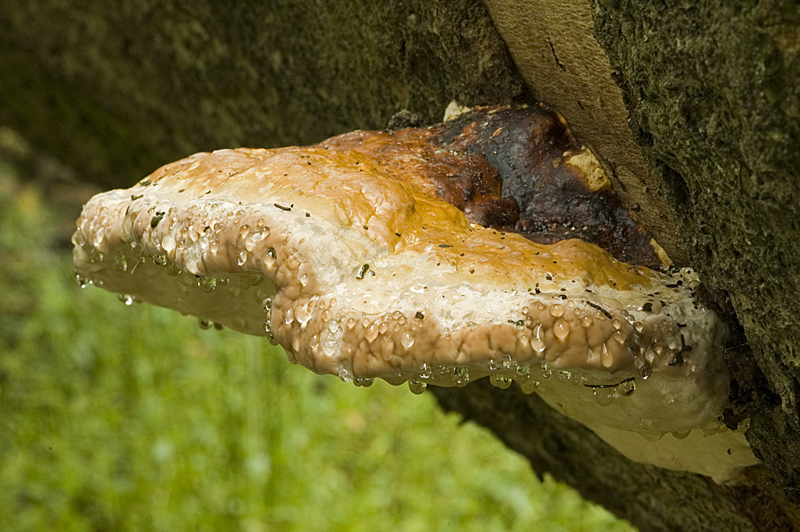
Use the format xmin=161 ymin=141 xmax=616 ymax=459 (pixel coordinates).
xmin=73 ymin=105 xmax=758 ymax=483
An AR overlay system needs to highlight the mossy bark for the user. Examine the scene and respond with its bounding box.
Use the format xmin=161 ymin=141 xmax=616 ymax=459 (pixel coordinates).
xmin=3 ymin=0 xmax=800 ymax=530
xmin=590 ymin=0 xmax=800 ymax=514
xmin=0 ymin=0 xmax=524 ymax=188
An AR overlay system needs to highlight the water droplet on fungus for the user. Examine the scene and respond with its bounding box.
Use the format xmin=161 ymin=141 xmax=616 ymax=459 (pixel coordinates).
xmin=453 ymin=366 xmax=470 ymax=387
xmin=593 ymin=387 xmax=616 ymax=406
xmin=672 ymin=430 xmax=691 ymax=440
xmin=408 ymin=380 xmax=427 ymax=394
xmin=400 ymin=331 xmax=415 ymax=349
xmin=490 ymin=374 xmax=512 ymax=389
xmin=237 ymin=250 xmax=248 ymax=266
xmin=113 ymin=251 xmax=128 ymax=272
xmin=553 ymin=318 xmax=570 ymax=340
xmin=196 ymin=276 xmax=216 ymax=292
xmin=364 ymin=322 xmax=379 ymax=343
xmin=531 ymin=324 xmax=546 ymax=353
xmin=418 ymin=363 xmax=432 ymax=379
xmin=619 ymin=379 xmax=636 ymax=397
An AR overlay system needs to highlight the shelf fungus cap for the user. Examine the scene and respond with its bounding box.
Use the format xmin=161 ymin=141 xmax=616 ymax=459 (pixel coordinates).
xmin=74 ymin=142 xmax=756 ymax=482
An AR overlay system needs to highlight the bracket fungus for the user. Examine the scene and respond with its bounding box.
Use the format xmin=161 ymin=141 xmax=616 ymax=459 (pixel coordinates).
xmin=73 ymin=105 xmax=758 ymax=483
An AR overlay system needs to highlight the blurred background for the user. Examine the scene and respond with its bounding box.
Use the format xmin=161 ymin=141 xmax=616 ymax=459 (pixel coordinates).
xmin=6 ymin=0 xmax=800 ymax=528
xmin=0 ymin=128 xmax=634 ymax=531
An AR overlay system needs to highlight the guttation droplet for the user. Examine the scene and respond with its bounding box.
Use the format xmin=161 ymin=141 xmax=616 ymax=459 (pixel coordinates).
xmin=197 ymin=276 xmax=217 ymax=292
xmin=418 ymin=363 xmax=432 ymax=379
xmin=453 ymin=367 xmax=470 ymax=387
xmin=619 ymin=379 xmax=636 ymax=397
xmin=489 ymin=374 xmax=512 ymax=389
xmin=338 ymin=366 xmax=353 ymax=383
xmin=671 ymin=430 xmax=691 ymax=440
xmin=113 ymin=251 xmax=128 ymax=272
xmin=553 ymin=319 xmax=570 ymax=340
xmin=245 ymin=229 xmax=266 ymax=252
xmin=530 ymin=324 xmax=546 ymax=353
xmin=515 ymin=365 xmax=531 ymax=383
xmin=408 ymin=380 xmax=427 ymax=394
xmin=592 ymin=387 xmax=615 ymax=406
xmin=555 ymin=370 xmax=571 ymax=383
xmin=400 ymin=331 xmax=415 ymax=349
xmin=236 ymin=250 xmax=248 ymax=266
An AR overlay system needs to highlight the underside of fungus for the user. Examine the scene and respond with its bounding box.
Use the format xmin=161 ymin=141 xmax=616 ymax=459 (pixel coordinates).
xmin=73 ymin=105 xmax=758 ymax=482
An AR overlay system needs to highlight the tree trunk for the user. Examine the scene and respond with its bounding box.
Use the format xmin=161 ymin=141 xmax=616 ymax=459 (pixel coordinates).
xmin=3 ymin=1 xmax=800 ymax=530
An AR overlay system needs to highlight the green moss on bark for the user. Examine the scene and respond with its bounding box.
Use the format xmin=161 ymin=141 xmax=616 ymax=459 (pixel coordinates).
xmin=0 ymin=0 xmax=525 ymax=188
xmin=592 ymin=0 xmax=800 ymax=504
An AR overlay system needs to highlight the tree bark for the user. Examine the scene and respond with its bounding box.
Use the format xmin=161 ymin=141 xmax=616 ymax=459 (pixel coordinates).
xmin=3 ymin=1 xmax=800 ymax=530
xmin=0 ymin=0 xmax=524 ymax=188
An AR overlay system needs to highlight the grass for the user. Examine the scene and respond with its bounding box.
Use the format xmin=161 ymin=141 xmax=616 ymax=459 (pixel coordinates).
xmin=0 ymin=153 xmax=636 ymax=532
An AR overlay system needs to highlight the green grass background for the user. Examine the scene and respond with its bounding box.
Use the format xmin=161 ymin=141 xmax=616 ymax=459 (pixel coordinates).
xmin=0 ymin=148 xmax=635 ymax=531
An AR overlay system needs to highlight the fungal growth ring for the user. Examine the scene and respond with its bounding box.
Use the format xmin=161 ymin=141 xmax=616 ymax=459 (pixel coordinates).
xmin=73 ymin=105 xmax=758 ymax=482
